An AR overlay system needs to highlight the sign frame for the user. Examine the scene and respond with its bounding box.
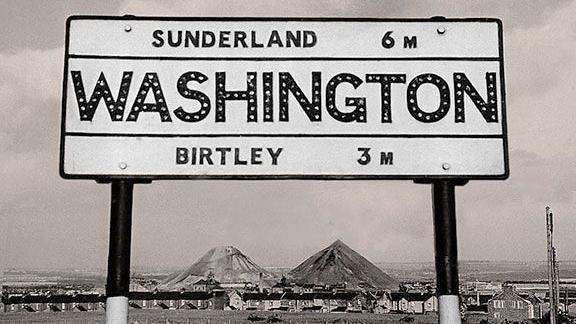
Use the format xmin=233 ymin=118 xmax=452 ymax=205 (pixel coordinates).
xmin=59 ymin=16 xmax=508 ymax=181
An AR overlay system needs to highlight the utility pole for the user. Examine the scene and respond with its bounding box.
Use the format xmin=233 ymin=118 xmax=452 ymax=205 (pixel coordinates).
xmin=546 ymin=206 xmax=557 ymax=324
xmin=475 ymin=280 xmax=480 ymax=306
xmin=554 ymin=248 xmax=560 ymax=313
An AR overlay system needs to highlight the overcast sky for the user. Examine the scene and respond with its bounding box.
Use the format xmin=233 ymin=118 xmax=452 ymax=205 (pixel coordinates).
xmin=1 ymin=0 xmax=576 ymax=272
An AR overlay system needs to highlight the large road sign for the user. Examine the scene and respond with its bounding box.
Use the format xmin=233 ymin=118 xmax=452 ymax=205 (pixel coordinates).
xmin=60 ymin=17 xmax=507 ymax=180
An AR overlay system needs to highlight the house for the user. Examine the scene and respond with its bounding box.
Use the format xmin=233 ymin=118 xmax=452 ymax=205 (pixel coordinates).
xmin=466 ymin=304 xmax=489 ymax=313
xmin=238 ymin=291 xmax=367 ymax=313
xmin=462 ymin=292 xmax=494 ymax=307
xmin=285 ymin=292 xmax=315 ymax=311
xmin=315 ymin=291 xmax=364 ymax=312
xmin=127 ymin=291 xmax=227 ymax=310
xmin=519 ymin=293 xmax=543 ymax=319
xmin=540 ymin=301 xmax=565 ymax=317
xmin=241 ymin=292 xmax=269 ymax=311
xmin=395 ymin=294 xmax=410 ymax=313
xmin=388 ymin=292 xmax=437 ymax=314
xmin=312 ymin=292 xmax=344 ymax=312
xmin=261 ymin=293 xmax=285 ymax=311
xmin=349 ymin=293 xmax=370 ymax=312
xmin=568 ymin=302 xmax=576 ymax=316
xmin=2 ymin=293 xmax=105 ymax=313
xmin=372 ymin=291 xmax=393 ymax=312
xmin=297 ymin=284 xmax=316 ymax=293
xmin=191 ymin=279 xmax=209 ymax=292
xmin=190 ymin=279 xmax=222 ymax=292
xmin=2 ymin=291 xmax=230 ymax=313
xmin=241 ymin=292 xmax=309 ymax=312
xmin=129 ymin=292 xmax=177 ymax=309
xmin=128 ymin=281 xmax=150 ymax=292
xmin=3 ymin=294 xmax=50 ymax=312
xmin=487 ymin=284 xmax=542 ymax=323
xmin=69 ymin=293 xmax=107 ymax=312
xmin=271 ymin=277 xmax=293 ymax=294
xmin=227 ymin=290 xmax=243 ymax=310
xmin=292 ymin=283 xmax=331 ymax=294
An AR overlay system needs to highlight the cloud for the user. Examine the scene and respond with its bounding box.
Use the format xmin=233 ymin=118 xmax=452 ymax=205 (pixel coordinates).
xmin=0 ymin=48 xmax=63 ymax=153
xmin=503 ymin=1 xmax=576 ymax=155
xmin=0 ymin=0 xmax=123 ymax=52
xmin=0 ymin=45 xmax=112 ymax=269
xmin=118 ymin=0 xmax=402 ymax=17
xmin=117 ymin=0 xmax=569 ymax=29
xmin=458 ymin=147 xmax=576 ymax=261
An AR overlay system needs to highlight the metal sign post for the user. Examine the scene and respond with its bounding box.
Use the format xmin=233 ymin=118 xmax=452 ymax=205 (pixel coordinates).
xmin=431 ymin=180 xmax=467 ymax=324
xmin=105 ymin=180 xmax=134 ymax=324
xmin=59 ymin=16 xmax=508 ymax=324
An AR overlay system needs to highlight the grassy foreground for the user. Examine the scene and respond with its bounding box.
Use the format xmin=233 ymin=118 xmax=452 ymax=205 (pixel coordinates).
xmin=0 ymin=310 xmax=488 ymax=324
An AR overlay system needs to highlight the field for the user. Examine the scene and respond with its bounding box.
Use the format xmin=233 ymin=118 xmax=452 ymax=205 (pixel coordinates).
xmin=0 ymin=310 xmax=487 ymax=324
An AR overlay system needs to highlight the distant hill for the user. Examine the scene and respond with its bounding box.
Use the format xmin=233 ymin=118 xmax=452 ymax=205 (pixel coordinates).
xmin=288 ymin=240 xmax=398 ymax=289
xmin=377 ymin=260 xmax=576 ymax=282
xmin=158 ymin=246 xmax=275 ymax=290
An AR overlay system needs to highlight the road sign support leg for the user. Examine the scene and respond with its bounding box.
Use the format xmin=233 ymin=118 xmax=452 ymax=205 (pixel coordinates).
xmin=105 ymin=180 xmax=134 ymax=324
xmin=431 ymin=180 xmax=466 ymax=324
xmin=414 ymin=179 xmax=468 ymax=323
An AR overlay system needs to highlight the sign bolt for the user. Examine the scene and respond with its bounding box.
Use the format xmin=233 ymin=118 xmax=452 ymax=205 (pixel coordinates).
xmin=442 ymin=163 xmax=451 ymax=170
xmin=124 ymin=25 xmax=132 ymax=32
xmin=437 ymin=27 xmax=446 ymax=34
xmin=119 ymin=162 xmax=128 ymax=170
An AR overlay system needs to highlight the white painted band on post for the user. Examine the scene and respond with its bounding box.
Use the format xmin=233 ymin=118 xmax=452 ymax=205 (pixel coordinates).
xmin=106 ymin=296 xmax=129 ymax=324
xmin=438 ymin=295 xmax=461 ymax=324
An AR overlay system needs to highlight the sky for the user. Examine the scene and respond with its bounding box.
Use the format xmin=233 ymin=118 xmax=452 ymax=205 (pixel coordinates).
xmin=1 ymin=0 xmax=576 ymax=272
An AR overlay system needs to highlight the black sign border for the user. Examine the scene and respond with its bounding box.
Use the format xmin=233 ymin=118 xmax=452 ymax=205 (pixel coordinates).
xmin=60 ymin=16 xmax=509 ymax=181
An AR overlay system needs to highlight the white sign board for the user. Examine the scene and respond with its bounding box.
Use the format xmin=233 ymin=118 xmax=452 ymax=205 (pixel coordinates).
xmin=60 ymin=17 xmax=508 ymax=180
